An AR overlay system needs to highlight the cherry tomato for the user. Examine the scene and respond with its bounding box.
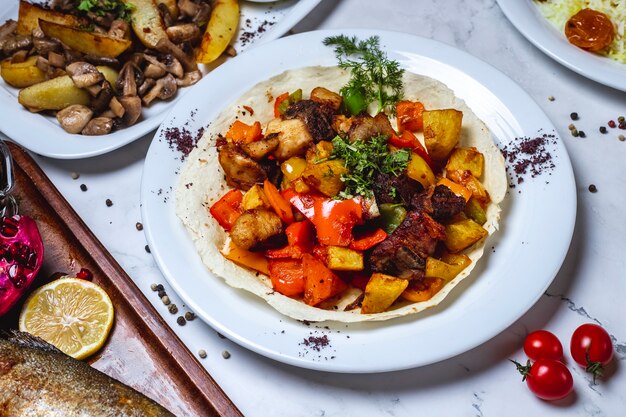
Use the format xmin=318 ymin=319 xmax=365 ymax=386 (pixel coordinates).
xmin=512 ymin=359 xmax=573 ymax=401
xmin=570 ymin=323 xmax=613 ymax=381
xmin=524 ymin=330 xmax=563 ymax=361
xmin=565 ymin=8 xmax=615 ymax=52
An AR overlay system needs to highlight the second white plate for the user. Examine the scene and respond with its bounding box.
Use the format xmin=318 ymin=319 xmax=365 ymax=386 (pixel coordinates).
xmin=141 ymin=29 xmax=576 ymax=373
xmin=497 ymin=0 xmax=626 ymax=92
xmin=0 ymin=0 xmax=321 ymax=159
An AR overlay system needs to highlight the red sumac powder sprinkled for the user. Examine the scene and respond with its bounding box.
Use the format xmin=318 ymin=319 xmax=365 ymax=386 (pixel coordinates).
xmin=500 ymin=133 xmax=557 ymax=187
xmin=163 ymin=126 xmax=205 ymax=160
xmin=300 ymin=335 xmax=330 ymax=352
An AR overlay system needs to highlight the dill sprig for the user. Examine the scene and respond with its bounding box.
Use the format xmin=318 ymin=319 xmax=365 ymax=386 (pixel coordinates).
xmin=323 ymin=35 xmax=404 ymax=114
xmin=331 ymin=134 xmax=410 ymax=199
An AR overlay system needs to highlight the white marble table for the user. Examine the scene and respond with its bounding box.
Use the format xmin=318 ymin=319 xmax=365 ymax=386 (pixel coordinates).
xmin=32 ymin=0 xmax=626 ymax=415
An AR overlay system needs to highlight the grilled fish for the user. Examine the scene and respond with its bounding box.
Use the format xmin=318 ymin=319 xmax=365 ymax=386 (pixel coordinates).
xmin=0 ymin=331 xmax=175 ymax=416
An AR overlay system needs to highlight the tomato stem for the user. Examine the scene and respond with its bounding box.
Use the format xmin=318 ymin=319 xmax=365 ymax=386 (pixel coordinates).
xmin=585 ymin=348 xmax=604 ymax=384
xmin=510 ymin=359 xmax=532 ymax=381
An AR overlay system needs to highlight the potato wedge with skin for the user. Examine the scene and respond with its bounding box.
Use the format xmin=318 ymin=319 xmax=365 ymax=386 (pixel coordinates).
xmin=196 ymin=0 xmax=240 ymax=64
xmin=123 ymin=0 xmax=169 ymax=48
xmin=444 ymin=218 xmax=488 ymax=253
xmin=326 ymin=246 xmax=364 ymax=271
xmin=446 ymin=147 xmax=484 ymax=178
xmin=423 ymin=109 xmax=463 ymax=161
xmin=18 ymin=66 xmax=118 ymax=111
xmin=361 ymin=273 xmax=408 ymax=314
xmin=1 ymin=56 xmax=46 ymax=88
xmin=17 ymin=0 xmax=80 ymax=36
xmin=39 ymin=20 xmax=132 ymax=58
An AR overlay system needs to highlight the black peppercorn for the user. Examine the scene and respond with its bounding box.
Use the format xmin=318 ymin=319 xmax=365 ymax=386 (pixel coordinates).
xmin=599 ymin=126 xmax=607 ymax=134
xmin=588 ymin=184 xmax=597 ymax=193
xmin=570 ymin=112 xmax=579 ymax=120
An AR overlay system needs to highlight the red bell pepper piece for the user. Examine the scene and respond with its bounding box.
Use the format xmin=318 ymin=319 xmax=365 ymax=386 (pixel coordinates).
xmin=265 ymin=245 xmax=303 ymax=259
xmin=313 ymin=198 xmax=362 ymax=247
xmin=349 ymin=273 xmax=371 ymax=291
xmin=264 ymin=180 xmax=294 ymax=224
xmin=209 ymin=189 xmax=243 ymax=231
xmin=302 ymin=254 xmax=347 ymax=306
xmin=282 ymin=189 xmax=322 ymax=220
xmin=396 ymin=100 xmax=425 ymax=132
xmin=265 ymin=221 xmax=315 ymax=259
xmin=274 ymin=92 xmax=289 ymax=117
xmin=268 ymin=258 xmax=305 ymax=296
xmin=389 ymin=130 xmax=435 ymax=170
xmin=349 ymin=228 xmax=387 ymax=251
xmin=286 ymin=221 xmax=315 ymax=251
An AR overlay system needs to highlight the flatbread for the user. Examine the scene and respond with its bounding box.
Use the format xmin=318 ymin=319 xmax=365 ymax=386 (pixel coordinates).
xmin=175 ymin=66 xmax=507 ymax=322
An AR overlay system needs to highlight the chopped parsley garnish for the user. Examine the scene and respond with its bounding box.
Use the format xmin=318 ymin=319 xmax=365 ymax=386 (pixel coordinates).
xmin=323 ymin=35 xmax=404 ymax=114
xmin=76 ymin=0 xmax=134 ymax=22
xmin=331 ymin=134 xmax=410 ymax=199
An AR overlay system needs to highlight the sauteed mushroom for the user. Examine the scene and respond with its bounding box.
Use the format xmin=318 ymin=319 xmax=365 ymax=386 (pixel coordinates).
xmin=56 ymin=105 xmax=93 ymax=134
xmin=82 ymin=117 xmax=113 ymax=136
xmin=66 ymin=62 xmax=104 ymax=89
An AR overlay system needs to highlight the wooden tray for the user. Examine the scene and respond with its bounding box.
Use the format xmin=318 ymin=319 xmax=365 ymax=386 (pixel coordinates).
xmin=0 ymin=142 xmax=243 ymax=417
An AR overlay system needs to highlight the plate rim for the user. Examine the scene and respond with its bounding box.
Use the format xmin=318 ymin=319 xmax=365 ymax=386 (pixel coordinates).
xmin=140 ymin=28 xmax=577 ymax=373
xmin=497 ymin=0 xmax=626 ymax=92
xmin=0 ymin=0 xmax=321 ymax=159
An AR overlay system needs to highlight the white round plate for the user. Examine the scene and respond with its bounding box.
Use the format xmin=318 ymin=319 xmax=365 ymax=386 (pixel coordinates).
xmin=141 ymin=29 xmax=576 ymax=373
xmin=0 ymin=0 xmax=320 ymax=159
xmin=497 ymin=0 xmax=626 ymax=92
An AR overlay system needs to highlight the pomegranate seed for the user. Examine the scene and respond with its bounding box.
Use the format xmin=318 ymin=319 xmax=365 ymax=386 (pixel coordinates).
xmin=76 ymin=268 xmax=93 ymax=281
xmin=608 ymin=120 xmax=616 ymax=128
xmin=0 ymin=216 xmax=20 ymax=238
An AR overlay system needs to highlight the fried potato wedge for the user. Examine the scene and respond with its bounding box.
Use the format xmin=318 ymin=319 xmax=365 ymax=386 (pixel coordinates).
xmin=446 ymin=147 xmax=484 ymax=178
xmin=301 ymin=159 xmax=348 ymax=197
xmin=425 ymin=254 xmax=471 ymax=281
xmin=361 ymin=273 xmax=408 ymax=314
xmin=17 ymin=0 xmax=80 ymax=36
xmin=444 ymin=218 xmax=488 ymax=253
xmin=423 ymin=109 xmax=463 ymax=161
xmin=326 ymin=246 xmax=364 ymax=271
xmin=123 ymin=0 xmax=168 ymax=48
xmin=18 ymin=66 xmax=118 ymax=111
xmin=196 ymin=0 xmax=239 ymax=64
xmin=1 ymin=56 xmax=46 ymax=88
xmin=39 ymin=20 xmax=132 ymax=58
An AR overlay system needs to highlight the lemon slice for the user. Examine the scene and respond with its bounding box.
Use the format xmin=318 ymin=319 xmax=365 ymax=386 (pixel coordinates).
xmin=19 ymin=277 xmax=114 ymax=360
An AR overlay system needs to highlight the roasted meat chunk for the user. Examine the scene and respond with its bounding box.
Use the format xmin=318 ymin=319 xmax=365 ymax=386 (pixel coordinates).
xmin=230 ymin=209 xmax=283 ymax=251
xmin=241 ymin=133 xmax=280 ymax=160
xmin=310 ymin=87 xmax=342 ymax=112
xmin=411 ymin=185 xmax=466 ymax=222
xmin=218 ymin=142 xmax=267 ymax=190
xmin=266 ymin=118 xmax=313 ymax=161
xmin=369 ymin=210 xmax=445 ymax=280
xmin=283 ymin=99 xmax=336 ymax=143
xmin=348 ymin=113 xmax=395 ymax=142
xmin=373 ymin=172 xmax=423 ymax=205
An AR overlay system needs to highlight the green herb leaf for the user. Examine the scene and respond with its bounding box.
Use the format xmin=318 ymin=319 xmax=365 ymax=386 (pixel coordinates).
xmin=331 ymin=134 xmax=410 ymax=199
xmin=74 ymin=0 xmax=134 ymax=22
xmin=323 ymin=35 xmax=404 ymax=114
